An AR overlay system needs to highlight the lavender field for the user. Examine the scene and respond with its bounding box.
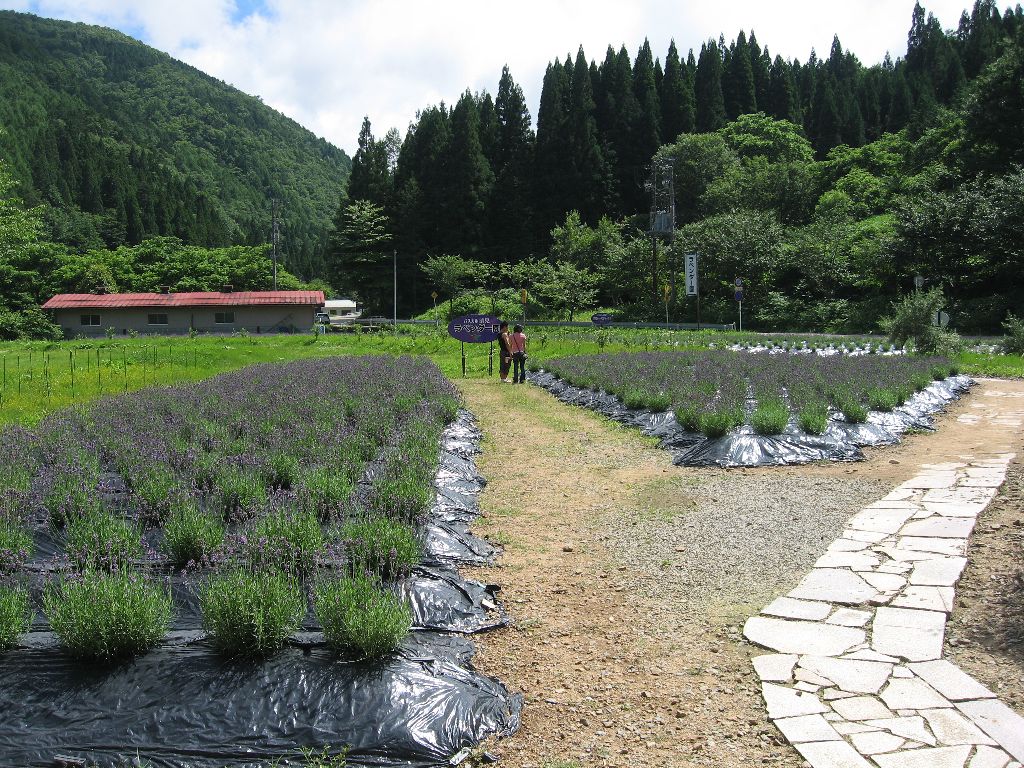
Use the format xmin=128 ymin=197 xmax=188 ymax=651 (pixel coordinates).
xmin=541 ymin=350 xmax=959 ymax=438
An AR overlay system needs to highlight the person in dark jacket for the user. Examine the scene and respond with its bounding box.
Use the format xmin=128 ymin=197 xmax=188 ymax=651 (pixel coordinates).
xmin=498 ymin=321 xmax=512 ymax=382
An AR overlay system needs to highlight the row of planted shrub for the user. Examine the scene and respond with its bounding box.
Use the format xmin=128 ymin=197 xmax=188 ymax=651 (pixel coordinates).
xmin=540 ymin=350 xmax=959 ymax=438
xmin=0 ymin=355 xmax=459 ymax=661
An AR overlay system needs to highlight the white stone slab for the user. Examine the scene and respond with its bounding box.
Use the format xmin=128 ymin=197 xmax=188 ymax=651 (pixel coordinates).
xmin=892 ymin=585 xmax=955 ymax=613
xmin=763 ymin=596 xmax=834 ymax=621
xmin=864 ymin=716 xmax=935 ymax=745
xmin=910 ymin=557 xmax=968 ymax=587
xmin=794 ymin=740 xmax=874 ymax=768
xmin=824 ymin=689 xmax=857 ymax=701
xmin=957 ymin=699 xmax=1024 ymax=761
xmin=752 ymin=653 xmax=798 ymax=682
xmin=969 ymin=746 xmax=1012 ymax=768
xmin=789 ymin=569 xmax=878 ymax=605
xmin=877 ymin=546 xmax=950 ymax=563
xmin=872 ymin=607 xmax=946 ymax=661
xmin=878 ymin=562 xmax=914 ymax=574
xmin=796 ymin=682 xmax=821 ymax=693
xmin=797 ymin=668 xmax=834 ymax=687
xmin=867 ymin=500 xmax=921 ymax=510
xmin=831 ymin=538 xmax=871 ymax=552
xmin=920 ymin=708 xmax=997 ymax=746
xmin=849 ymin=730 xmax=904 ymax=754
xmin=827 ymin=608 xmax=873 ymax=627
xmin=872 ymin=745 xmax=972 ymax=768
xmin=774 ymin=713 xmax=842 ymax=743
xmin=897 ymin=537 xmax=968 ymax=556
xmin=900 ymin=517 xmax=976 ymax=538
xmin=834 ymin=720 xmax=879 ymax=734
xmin=762 ymin=682 xmax=828 ymax=719
xmin=892 ymin=666 xmax=913 ymax=678
xmin=831 ymin=696 xmax=895 ymax=721
xmin=861 ymin=571 xmax=908 ymax=592
xmin=848 ymin=508 xmax=918 ymax=534
xmin=922 ymin=501 xmax=986 ymax=518
xmin=909 ymin=660 xmax=996 ymax=701
xmin=744 ymin=616 xmax=865 ymax=656
xmin=800 ymin=656 xmax=893 ymax=694
xmin=924 ymin=488 xmax=996 ymax=505
xmin=880 ymin=678 xmax=952 ymax=710
xmin=817 ymin=551 xmax=883 ymax=569
xmin=902 ymin=473 xmax=958 ymax=489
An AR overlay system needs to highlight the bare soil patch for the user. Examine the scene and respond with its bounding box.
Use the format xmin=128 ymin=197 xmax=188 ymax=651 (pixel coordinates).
xmin=460 ymin=377 xmax=1024 ymax=768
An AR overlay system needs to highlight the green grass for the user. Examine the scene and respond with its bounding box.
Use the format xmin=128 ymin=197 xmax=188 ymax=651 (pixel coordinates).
xmin=0 ymin=584 xmax=31 ymax=651
xmin=313 ymin=573 xmax=411 ymax=659
xmin=957 ymin=351 xmax=1024 ymax=378
xmin=44 ymin=569 xmax=171 ymax=661
xmin=200 ymin=566 xmax=305 ymax=657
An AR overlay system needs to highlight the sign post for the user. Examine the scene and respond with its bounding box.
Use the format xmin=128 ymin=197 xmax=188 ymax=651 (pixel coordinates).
xmin=663 ymin=284 xmax=670 ymax=324
xmin=431 ymin=291 xmax=439 ymax=329
xmin=447 ymin=314 xmax=502 ymax=379
xmin=685 ymin=253 xmax=700 ymax=330
xmin=520 ymin=288 xmax=528 ymax=325
xmin=734 ymin=278 xmax=745 ymax=332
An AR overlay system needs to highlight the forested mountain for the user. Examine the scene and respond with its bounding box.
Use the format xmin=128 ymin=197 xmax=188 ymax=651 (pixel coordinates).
xmin=0 ymin=11 xmax=350 ymax=279
xmin=333 ymin=1 xmax=1022 ymax=331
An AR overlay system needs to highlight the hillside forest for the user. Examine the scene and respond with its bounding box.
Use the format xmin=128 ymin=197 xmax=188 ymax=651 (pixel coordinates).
xmin=0 ymin=3 xmax=1022 ymax=337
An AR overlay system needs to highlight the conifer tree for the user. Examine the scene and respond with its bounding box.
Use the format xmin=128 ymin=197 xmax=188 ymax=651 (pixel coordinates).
xmin=810 ymin=77 xmax=843 ymax=155
xmin=347 ymin=116 xmax=392 ymax=207
xmin=567 ymin=47 xmax=608 ymax=223
xmin=768 ymin=55 xmax=802 ymax=124
xmin=442 ymin=91 xmax=494 ymax=255
xmin=749 ymin=32 xmax=772 ymax=110
xmin=477 ymin=92 xmax=499 ymax=169
xmin=595 ymin=45 xmax=640 ymax=216
xmin=631 ymin=38 xmax=663 ymax=207
xmin=660 ymin=39 xmax=696 ymax=142
xmin=723 ymin=31 xmax=757 ymax=119
xmin=535 ymin=59 xmax=573 ymax=237
xmin=695 ymin=41 xmax=727 ymax=132
xmin=490 ymin=65 xmax=535 ymax=260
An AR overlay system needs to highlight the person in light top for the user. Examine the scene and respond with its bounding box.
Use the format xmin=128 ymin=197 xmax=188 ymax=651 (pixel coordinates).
xmin=498 ymin=321 xmax=512 ymax=382
xmin=509 ymin=324 xmax=528 ymax=384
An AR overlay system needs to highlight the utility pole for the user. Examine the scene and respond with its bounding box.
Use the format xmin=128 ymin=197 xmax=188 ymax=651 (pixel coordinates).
xmin=393 ymin=249 xmax=398 ymax=333
xmin=271 ymin=198 xmax=280 ymax=290
xmin=647 ymin=160 xmax=675 ymax=317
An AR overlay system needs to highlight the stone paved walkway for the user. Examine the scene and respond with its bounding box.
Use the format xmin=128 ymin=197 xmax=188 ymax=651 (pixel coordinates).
xmin=744 ymin=386 xmax=1024 ymax=768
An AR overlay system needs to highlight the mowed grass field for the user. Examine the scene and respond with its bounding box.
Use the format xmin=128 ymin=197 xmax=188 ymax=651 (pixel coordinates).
xmin=0 ymin=326 xmax=1019 ymax=426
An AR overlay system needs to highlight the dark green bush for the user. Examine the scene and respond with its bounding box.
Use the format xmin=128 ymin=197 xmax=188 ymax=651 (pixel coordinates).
xmin=867 ymin=388 xmax=898 ymax=412
xmin=162 ymin=498 xmax=225 ymax=566
xmin=751 ymin=399 xmax=790 ymax=435
xmin=44 ymin=570 xmax=171 ymax=660
xmin=200 ymin=567 xmax=304 ymax=657
xmin=314 ymin=574 xmax=411 ymax=659
xmin=798 ymin=403 xmax=830 ymax=435
xmin=250 ymin=508 xmax=324 ymax=571
xmin=0 ymin=584 xmax=31 ymax=651
xmin=699 ymin=409 xmax=735 ymax=438
xmin=1002 ymin=313 xmax=1024 ymax=355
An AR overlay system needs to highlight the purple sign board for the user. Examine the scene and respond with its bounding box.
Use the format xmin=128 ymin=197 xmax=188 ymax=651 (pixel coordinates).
xmin=591 ymin=312 xmax=614 ymax=326
xmin=448 ymin=314 xmax=501 ymax=343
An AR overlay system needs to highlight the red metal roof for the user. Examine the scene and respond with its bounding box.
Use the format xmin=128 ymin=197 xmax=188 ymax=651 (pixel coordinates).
xmin=42 ymin=290 xmax=325 ymax=310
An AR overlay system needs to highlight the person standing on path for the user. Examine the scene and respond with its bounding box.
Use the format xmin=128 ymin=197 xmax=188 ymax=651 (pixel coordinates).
xmin=510 ymin=324 xmax=528 ymax=384
xmin=498 ymin=321 xmax=512 ymax=383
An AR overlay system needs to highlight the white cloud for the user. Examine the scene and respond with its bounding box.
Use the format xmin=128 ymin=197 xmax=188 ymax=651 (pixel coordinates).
xmin=3 ymin=0 xmax=988 ymax=153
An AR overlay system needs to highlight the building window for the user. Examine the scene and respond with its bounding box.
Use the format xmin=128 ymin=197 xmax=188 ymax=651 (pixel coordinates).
xmin=81 ymin=314 xmax=100 ymax=326
xmin=147 ymin=314 xmax=169 ymax=325
xmin=215 ymin=312 xmax=235 ymax=324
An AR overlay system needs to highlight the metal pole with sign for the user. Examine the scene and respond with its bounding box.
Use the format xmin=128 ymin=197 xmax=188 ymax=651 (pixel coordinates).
xmin=393 ymin=250 xmax=398 ymax=333
xmin=734 ymin=278 xmax=745 ymax=332
xmin=448 ymin=314 xmax=502 ymax=380
xmin=521 ymin=288 xmax=528 ymax=325
xmin=663 ymin=285 xmax=670 ymax=324
xmin=431 ymin=291 xmax=439 ymax=329
xmin=685 ymin=253 xmax=700 ymax=330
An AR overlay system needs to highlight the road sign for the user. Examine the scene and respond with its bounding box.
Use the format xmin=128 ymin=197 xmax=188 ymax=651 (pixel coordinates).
xmin=734 ymin=289 xmax=745 ymax=302
xmin=447 ymin=314 xmax=501 ymax=343
xmin=591 ymin=312 xmax=614 ymax=326
xmin=933 ymin=310 xmax=949 ymax=328
xmin=431 ymin=291 xmax=438 ymax=300
xmin=520 ymin=288 xmax=528 ymax=304
xmin=685 ymin=253 xmax=698 ymax=296
xmin=735 ymin=277 xmax=744 ymax=287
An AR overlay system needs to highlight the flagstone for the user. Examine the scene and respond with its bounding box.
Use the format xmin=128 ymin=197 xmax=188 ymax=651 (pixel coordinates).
xmin=896 ymin=537 xmax=967 ymax=556
xmin=872 ymin=745 xmax=972 ymax=768
xmin=817 ymin=551 xmax=883 ymax=569
xmin=899 ymin=517 xmax=976 ymax=538
xmin=752 ymin=653 xmax=798 ymax=682
xmin=909 ymin=557 xmax=968 ymax=587
xmin=794 ymin=740 xmax=874 ymax=768
xmin=880 ymin=678 xmax=952 ymax=710
xmin=774 ymin=714 xmax=842 ymax=743
xmin=956 ymin=699 xmax=1024 ymax=761
xmin=830 ymin=538 xmax=871 ymax=552
xmin=763 ymin=596 xmax=834 ymax=621
xmin=849 ymin=730 xmax=905 ymax=754
xmin=827 ymin=608 xmax=873 ymax=627
xmin=762 ymin=682 xmax=828 ymax=719
xmin=789 ymin=569 xmax=878 ymax=605
xmin=968 ymin=746 xmax=1012 ymax=768
xmin=745 ymin=616 xmax=865 ymax=656
xmin=847 ymin=508 xmax=918 ymax=535
xmin=864 ymin=716 xmax=935 ymax=745
xmin=800 ymin=656 xmax=893 ymax=694
xmin=860 ymin=572 xmax=907 ymax=592
xmin=919 ymin=708 xmax=996 ymax=746
xmin=830 ymin=696 xmax=895 ymax=721
xmin=908 ymin=661 xmax=996 ymax=702
xmin=902 ymin=473 xmax=958 ymax=489
xmin=873 ymin=607 xmax=946 ymax=661
xmin=892 ymin=585 xmax=955 ymax=613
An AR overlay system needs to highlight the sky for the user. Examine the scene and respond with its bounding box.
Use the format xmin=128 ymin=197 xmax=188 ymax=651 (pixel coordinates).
xmin=0 ymin=0 xmax=987 ymax=154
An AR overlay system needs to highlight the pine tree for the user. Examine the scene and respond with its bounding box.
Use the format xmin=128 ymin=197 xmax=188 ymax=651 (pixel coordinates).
xmin=660 ymin=39 xmax=696 ymax=142
xmin=595 ymin=45 xmax=640 ymax=216
xmin=723 ymin=31 xmax=757 ymax=119
xmin=567 ymin=47 xmax=608 ymax=223
xmin=442 ymin=91 xmax=494 ymax=255
xmin=810 ymin=76 xmax=843 ymax=155
xmin=490 ymin=65 xmax=535 ymax=260
xmin=695 ymin=41 xmax=726 ymax=132
xmin=347 ymin=116 xmax=392 ymax=207
xmin=768 ymin=55 xmax=802 ymax=124
xmin=632 ymin=38 xmax=663 ymax=205
xmin=535 ymin=59 xmax=573 ymax=238
xmin=749 ymin=32 xmax=772 ymax=110
xmin=478 ymin=92 xmax=499 ymax=169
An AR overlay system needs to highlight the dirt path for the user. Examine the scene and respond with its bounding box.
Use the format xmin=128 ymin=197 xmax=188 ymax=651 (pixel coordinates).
xmin=460 ymin=378 xmax=1024 ymax=768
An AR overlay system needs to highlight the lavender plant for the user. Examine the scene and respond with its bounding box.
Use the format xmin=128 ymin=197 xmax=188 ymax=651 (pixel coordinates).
xmin=200 ymin=566 xmax=305 ymax=657
xmin=162 ymin=497 xmax=225 ymax=566
xmin=314 ymin=573 xmax=411 ymax=659
xmin=44 ymin=569 xmax=172 ymax=661
xmin=63 ymin=508 xmax=143 ymax=570
xmin=0 ymin=583 xmax=30 ymax=652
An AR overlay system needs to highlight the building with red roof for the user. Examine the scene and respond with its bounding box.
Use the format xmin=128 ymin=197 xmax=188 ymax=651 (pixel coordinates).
xmin=42 ymin=288 xmax=325 ymax=337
